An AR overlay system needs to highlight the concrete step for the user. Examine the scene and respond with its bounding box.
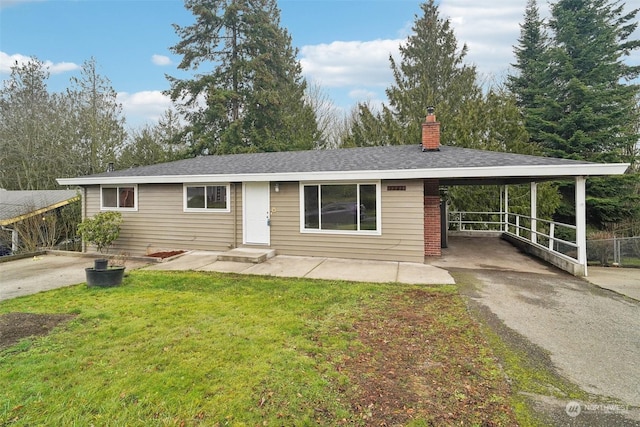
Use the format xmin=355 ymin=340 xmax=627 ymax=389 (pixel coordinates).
xmin=217 ymin=248 xmax=276 ymax=264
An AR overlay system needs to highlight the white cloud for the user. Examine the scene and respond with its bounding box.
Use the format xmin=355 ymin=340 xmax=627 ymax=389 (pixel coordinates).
xmin=300 ymin=39 xmax=401 ymax=88
xmin=0 ymin=51 xmax=79 ymax=75
xmin=439 ymin=1 xmax=537 ymax=79
xmin=47 ymin=61 xmax=79 ymax=74
xmin=151 ymin=54 xmax=172 ymax=66
xmin=348 ymin=88 xmax=379 ymax=102
xmin=440 ymin=0 xmax=638 ymax=81
xmin=0 ymin=52 xmax=31 ymax=73
xmin=117 ymin=90 xmax=173 ymax=127
xmin=296 ymin=2 xmax=533 ymax=90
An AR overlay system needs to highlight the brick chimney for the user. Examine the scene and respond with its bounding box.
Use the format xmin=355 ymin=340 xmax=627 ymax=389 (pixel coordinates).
xmin=421 ymin=106 xmax=440 ymax=152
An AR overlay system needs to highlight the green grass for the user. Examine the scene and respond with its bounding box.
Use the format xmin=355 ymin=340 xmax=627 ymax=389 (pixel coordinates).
xmin=0 ymin=271 xmax=396 ymax=425
xmin=1 ymin=270 xmax=517 ymax=426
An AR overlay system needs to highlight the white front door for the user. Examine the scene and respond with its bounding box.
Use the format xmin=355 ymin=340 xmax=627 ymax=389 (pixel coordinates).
xmin=243 ymin=182 xmax=270 ymax=245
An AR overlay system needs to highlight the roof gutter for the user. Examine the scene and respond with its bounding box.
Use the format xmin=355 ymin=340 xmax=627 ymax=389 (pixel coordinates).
xmin=56 ymin=163 xmax=630 ymax=186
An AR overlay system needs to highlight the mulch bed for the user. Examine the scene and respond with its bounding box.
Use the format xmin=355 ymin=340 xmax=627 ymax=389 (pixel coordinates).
xmin=147 ymin=250 xmax=185 ymax=259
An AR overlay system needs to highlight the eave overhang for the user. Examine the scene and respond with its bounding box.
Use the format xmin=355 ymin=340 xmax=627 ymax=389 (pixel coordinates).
xmin=57 ymin=163 xmax=630 ymax=187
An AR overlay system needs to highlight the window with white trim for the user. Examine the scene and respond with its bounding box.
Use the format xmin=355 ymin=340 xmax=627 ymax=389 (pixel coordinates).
xmin=101 ymin=185 xmax=137 ymax=210
xmin=301 ymin=183 xmax=380 ymax=234
xmin=184 ymin=184 xmax=230 ymax=212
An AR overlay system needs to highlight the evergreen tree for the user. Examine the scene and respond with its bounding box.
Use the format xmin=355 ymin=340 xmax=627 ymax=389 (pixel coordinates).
xmin=384 ymin=0 xmax=482 ymax=147
xmin=346 ymin=0 xmax=542 ymax=156
xmin=507 ymin=0 xmax=550 ymax=145
xmin=167 ymin=0 xmax=319 ymax=155
xmin=342 ymin=102 xmax=398 ymax=147
xmin=543 ymin=0 xmax=639 ymax=163
xmin=118 ymin=110 xmax=188 ymax=168
xmin=344 ymin=0 xmax=560 ymax=219
xmin=542 ymin=0 xmax=640 ymax=228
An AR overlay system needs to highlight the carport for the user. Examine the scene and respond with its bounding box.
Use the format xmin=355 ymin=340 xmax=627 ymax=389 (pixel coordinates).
xmin=439 ymin=174 xmax=607 ymax=277
xmin=0 ymin=189 xmax=79 ymax=253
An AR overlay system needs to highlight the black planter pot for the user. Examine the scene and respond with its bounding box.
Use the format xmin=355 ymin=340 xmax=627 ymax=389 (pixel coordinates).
xmin=94 ymin=258 xmax=108 ymax=270
xmin=85 ymin=266 xmax=125 ymax=287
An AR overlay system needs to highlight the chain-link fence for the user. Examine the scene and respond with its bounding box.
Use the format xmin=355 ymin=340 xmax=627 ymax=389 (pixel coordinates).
xmin=587 ymin=236 xmax=640 ymax=267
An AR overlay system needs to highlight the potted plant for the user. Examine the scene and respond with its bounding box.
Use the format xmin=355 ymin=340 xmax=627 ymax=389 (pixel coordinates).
xmin=77 ymin=211 xmax=125 ymax=287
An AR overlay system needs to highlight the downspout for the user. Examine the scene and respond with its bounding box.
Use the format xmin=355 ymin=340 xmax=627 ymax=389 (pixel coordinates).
xmin=233 ymin=183 xmax=238 ymax=248
xmin=82 ymin=187 xmax=87 ymax=253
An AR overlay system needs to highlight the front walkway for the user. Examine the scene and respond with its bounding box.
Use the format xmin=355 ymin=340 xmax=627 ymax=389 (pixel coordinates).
xmin=145 ymin=252 xmax=455 ymax=285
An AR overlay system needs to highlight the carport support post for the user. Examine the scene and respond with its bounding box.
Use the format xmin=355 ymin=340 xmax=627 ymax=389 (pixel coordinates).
xmin=11 ymin=227 xmax=18 ymax=252
xmin=576 ymin=176 xmax=587 ymax=276
xmin=503 ymin=185 xmax=509 ymax=232
xmin=530 ymin=182 xmax=537 ymax=244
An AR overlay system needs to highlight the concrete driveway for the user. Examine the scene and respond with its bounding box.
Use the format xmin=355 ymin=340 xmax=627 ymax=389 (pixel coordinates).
xmin=435 ymin=237 xmax=640 ymax=424
xmin=0 ymin=253 xmax=150 ymax=301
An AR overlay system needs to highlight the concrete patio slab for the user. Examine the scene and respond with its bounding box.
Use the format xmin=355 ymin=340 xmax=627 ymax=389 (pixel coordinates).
xmin=149 ymin=253 xmax=455 ymax=285
xmin=304 ymin=258 xmax=400 ymax=283
xmin=146 ymin=251 xmax=221 ymax=271
xmin=429 ymin=236 xmax=557 ymax=275
xmin=198 ymin=260 xmax=253 ymax=273
xmin=241 ymin=255 xmax=325 ymax=278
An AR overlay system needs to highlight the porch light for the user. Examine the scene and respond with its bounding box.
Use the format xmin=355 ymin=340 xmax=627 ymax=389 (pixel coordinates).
xmin=274 ymin=183 xmax=280 ymax=193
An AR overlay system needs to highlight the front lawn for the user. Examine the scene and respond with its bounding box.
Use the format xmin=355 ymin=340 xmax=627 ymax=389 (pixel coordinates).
xmin=1 ymin=270 xmax=516 ymax=426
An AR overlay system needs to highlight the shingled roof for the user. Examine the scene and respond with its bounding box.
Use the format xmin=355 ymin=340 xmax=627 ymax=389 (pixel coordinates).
xmin=57 ymin=144 xmax=628 ymax=186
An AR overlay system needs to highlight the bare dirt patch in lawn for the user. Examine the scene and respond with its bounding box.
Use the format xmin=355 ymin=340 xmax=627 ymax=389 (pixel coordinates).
xmin=0 ymin=313 xmax=75 ymax=350
xmin=337 ymin=289 xmax=517 ymax=426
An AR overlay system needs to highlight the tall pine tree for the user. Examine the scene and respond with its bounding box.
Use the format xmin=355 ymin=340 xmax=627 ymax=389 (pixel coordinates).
xmin=543 ymin=0 xmax=639 ymax=163
xmin=346 ymin=0 xmax=534 ymax=154
xmin=167 ymin=0 xmax=319 ymax=155
xmin=384 ymin=0 xmax=482 ymax=147
xmin=507 ymin=0 xmax=550 ymax=146
xmin=543 ymin=0 xmax=640 ymax=228
xmin=344 ymin=0 xmax=559 ymax=219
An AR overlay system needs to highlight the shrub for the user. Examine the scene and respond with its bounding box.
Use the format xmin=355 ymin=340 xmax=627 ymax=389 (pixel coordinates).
xmin=77 ymin=211 xmax=123 ymax=254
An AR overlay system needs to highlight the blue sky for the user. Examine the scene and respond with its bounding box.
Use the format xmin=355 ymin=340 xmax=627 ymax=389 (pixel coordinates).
xmin=1 ymin=0 xmax=639 ymax=129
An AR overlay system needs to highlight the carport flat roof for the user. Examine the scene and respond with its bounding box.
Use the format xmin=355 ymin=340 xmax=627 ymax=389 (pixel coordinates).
xmin=0 ymin=190 xmax=79 ymax=226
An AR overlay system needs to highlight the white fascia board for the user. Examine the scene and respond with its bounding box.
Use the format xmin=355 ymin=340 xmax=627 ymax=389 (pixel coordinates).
xmin=56 ymin=162 xmax=630 ymax=186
